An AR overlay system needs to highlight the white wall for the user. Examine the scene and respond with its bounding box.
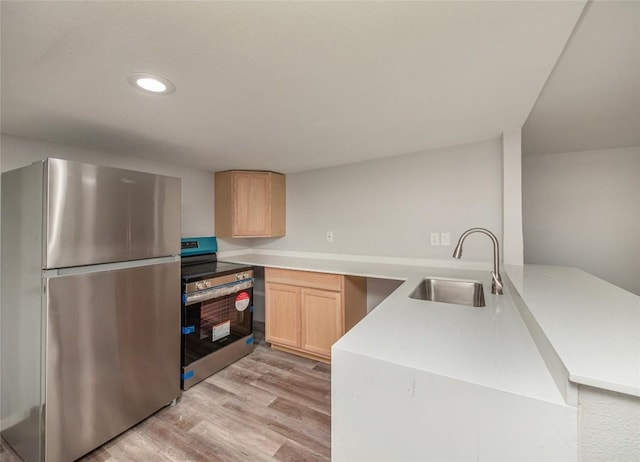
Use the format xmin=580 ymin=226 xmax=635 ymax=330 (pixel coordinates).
xmin=366 ymin=278 xmax=404 ymax=312
xmin=502 ymin=129 xmax=524 ymax=265
xmin=0 ymin=135 xmax=244 ymax=249
xmin=251 ymin=138 xmax=504 ymax=264
xmin=523 ymin=146 xmax=640 ymax=295
xmin=578 ymin=385 xmax=640 ymax=461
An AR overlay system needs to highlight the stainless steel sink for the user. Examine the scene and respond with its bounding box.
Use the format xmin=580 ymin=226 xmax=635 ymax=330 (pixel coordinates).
xmin=409 ymin=278 xmax=485 ymax=307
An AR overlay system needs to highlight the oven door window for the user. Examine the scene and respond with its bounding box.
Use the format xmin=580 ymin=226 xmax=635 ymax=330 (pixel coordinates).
xmin=182 ymin=288 xmax=253 ymax=367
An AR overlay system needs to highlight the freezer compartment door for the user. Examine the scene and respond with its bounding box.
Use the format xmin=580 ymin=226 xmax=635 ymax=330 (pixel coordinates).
xmin=44 ymin=158 xmax=181 ymax=268
xmin=45 ymin=261 xmax=180 ymax=462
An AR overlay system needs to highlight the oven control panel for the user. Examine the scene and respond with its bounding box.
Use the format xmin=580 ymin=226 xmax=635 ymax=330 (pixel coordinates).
xmin=192 ymin=273 xmax=250 ymax=290
xmin=195 ymin=280 xmax=210 ymax=290
xmin=185 ymin=270 xmax=254 ymax=295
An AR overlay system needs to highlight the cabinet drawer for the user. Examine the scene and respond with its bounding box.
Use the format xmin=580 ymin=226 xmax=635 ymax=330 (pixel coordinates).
xmin=265 ymin=268 xmax=342 ymax=292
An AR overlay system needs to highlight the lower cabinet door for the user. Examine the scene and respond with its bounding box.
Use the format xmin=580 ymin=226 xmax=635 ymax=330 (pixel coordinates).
xmin=301 ymin=288 xmax=342 ymax=358
xmin=265 ymin=283 xmax=301 ymax=348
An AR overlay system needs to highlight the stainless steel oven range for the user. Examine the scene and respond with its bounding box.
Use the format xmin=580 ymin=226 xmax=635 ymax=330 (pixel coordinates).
xmin=180 ymin=237 xmax=254 ymax=390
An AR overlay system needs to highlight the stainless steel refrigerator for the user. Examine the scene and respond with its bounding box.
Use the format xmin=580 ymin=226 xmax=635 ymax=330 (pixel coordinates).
xmin=1 ymin=158 xmax=182 ymax=462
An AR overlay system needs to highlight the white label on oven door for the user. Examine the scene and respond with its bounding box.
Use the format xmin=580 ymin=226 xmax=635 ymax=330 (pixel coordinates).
xmin=235 ymin=292 xmax=250 ymax=311
xmin=212 ymin=320 xmax=231 ymax=342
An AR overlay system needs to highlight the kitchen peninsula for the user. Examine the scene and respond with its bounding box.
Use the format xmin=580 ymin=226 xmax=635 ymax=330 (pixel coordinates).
xmin=221 ymin=250 xmax=640 ymax=461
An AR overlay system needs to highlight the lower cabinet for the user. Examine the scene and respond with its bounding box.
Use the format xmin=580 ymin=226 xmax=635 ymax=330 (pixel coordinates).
xmin=265 ymin=268 xmax=367 ymax=362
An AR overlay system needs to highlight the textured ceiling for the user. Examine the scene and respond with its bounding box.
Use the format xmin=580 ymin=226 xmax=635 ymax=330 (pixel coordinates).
xmin=523 ymin=0 xmax=640 ymax=156
xmin=1 ymin=1 xmax=585 ymax=173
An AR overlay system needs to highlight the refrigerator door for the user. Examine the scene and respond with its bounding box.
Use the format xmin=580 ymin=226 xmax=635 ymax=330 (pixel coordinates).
xmin=44 ymin=260 xmax=180 ymax=462
xmin=44 ymin=158 xmax=181 ymax=269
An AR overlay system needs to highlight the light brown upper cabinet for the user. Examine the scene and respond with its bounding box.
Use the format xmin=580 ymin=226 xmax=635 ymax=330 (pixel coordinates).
xmin=215 ymin=171 xmax=285 ymax=238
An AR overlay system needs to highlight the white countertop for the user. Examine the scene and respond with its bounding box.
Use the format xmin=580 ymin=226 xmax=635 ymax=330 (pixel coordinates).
xmin=505 ymin=264 xmax=640 ymax=397
xmin=221 ymin=251 xmax=566 ymax=404
xmin=221 ymin=250 xmax=640 ymax=400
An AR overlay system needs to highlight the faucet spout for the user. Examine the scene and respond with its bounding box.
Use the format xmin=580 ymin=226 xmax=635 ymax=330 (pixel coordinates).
xmin=452 ymin=228 xmax=503 ymax=295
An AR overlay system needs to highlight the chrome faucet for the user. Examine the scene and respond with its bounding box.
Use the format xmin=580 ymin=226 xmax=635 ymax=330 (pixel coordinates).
xmin=452 ymin=228 xmax=503 ymax=295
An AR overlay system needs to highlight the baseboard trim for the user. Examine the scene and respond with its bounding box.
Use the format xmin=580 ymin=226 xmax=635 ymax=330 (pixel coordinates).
xmin=271 ymin=344 xmax=331 ymax=364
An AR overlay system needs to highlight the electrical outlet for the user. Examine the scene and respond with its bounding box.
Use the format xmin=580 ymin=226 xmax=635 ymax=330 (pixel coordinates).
xmin=326 ymin=231 xmax=334 ymax=243
xmin=430 ymin=232 xmax=440 ymax=246
xmin=441 ymin=232 xmax=451 ymax=246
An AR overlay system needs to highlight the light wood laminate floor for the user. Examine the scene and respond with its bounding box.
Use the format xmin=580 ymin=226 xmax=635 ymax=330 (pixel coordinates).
xmin=1 ymin=324 xmax=331 ymax=462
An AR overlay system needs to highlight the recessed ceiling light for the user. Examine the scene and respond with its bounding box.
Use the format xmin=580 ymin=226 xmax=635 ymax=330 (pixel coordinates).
xmin=127 ymin=73 xmax=175 ymax=95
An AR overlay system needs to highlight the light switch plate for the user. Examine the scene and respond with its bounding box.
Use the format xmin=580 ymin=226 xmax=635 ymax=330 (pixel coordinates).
xmin=441 ymin=232 xmax=451 ymax=246
xmin=430 ymin=233 xmax=440 ymax=246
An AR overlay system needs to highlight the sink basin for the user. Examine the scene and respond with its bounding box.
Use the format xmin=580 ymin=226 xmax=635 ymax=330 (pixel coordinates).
xmin=409 ymin=278 xmax=485 ymax=307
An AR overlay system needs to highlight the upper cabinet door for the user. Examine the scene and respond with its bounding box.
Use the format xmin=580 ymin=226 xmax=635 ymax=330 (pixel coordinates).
xmin=215 ymin=170 xmax=285 ymax=238
xmin=233 ymin=172 xmax=271 ymax=237
xmin=45 ymin=158 xmax=181 ymax=268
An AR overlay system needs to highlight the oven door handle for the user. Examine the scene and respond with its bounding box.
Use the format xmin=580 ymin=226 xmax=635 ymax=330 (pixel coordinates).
xmin=184 ymin=278 xmax=253 ymax=306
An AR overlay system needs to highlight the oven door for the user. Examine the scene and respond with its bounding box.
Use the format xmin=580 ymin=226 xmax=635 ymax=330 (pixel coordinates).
xmin=181 ymin=281 xmax=253 ymax=368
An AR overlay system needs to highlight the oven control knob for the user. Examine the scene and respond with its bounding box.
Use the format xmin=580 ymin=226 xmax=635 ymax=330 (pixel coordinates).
xmin=205 ymin=280 xmax=211 ymax=288
xmin=237 ymin=273 xmax=243 ymax=280
xmin=196 ymin=281 xmax=205 ymax=290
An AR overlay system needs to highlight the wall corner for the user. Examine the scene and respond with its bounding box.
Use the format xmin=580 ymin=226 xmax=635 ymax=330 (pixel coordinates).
xmin=502 ymin=129 xmax=524 ymax=265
